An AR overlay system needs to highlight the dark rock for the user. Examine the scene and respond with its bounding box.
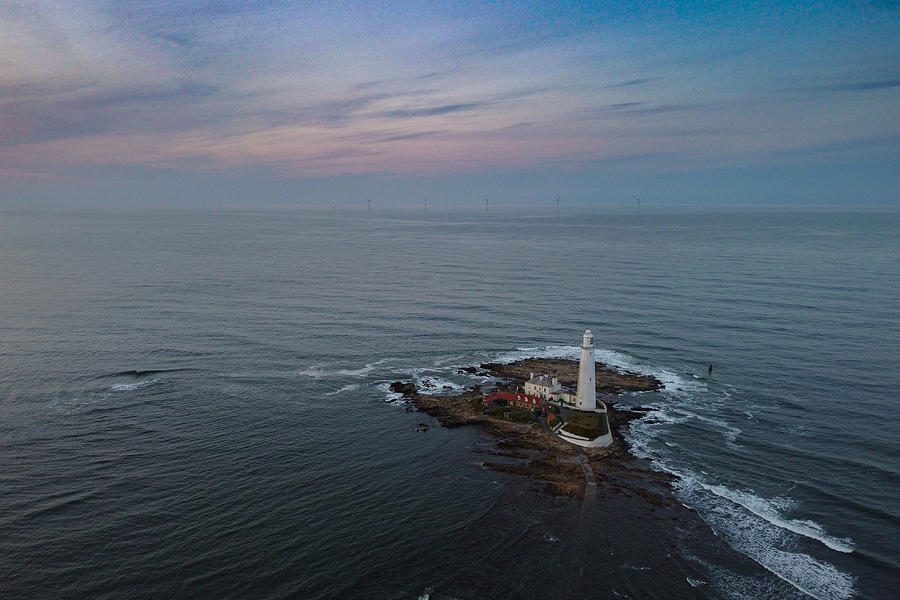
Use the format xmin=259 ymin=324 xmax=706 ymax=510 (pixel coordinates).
xmin=389 ymin=381 xmax=417 ymax=397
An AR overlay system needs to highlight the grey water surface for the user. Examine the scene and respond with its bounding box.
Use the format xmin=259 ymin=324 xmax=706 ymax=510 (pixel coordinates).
xmin=1 ymin=208 xmax=898 ymax=599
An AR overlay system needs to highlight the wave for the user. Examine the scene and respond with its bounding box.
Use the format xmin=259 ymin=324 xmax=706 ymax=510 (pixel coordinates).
xmin=6 ymin=489 xmax=103 ymax=526
xmin=694 ymin=559 xmax=800 ymax=600
xmin=623 ymin=407 xmax=691 ymax=458
xmin=300 ymin=364 xmax=377 ymax=378
xmin=670 ymin=408 xmax=743 ymax=446
xmin=375 ymin=382 xmax=406 ymax=404
xmin=382 ymin=345 xmax=856 ymax=598
xmin=677 ymin=470 xmax=856 ymax=600
xmin=595 ymin=347 xmax=704 ymax=394
xmin=686 ymin=577 xmax=707 ymax=588
xmin=623 ymin=437 xmax=857 ymax=600
xmin=432 ymin=354 xmax=465 ymax=367
xmin=412 ymin=375 xmax=466 ymax=396
xmin=698 ymin=482 xmax=853 ymax=554
xmin=109 ymin=379 xmax=160 ymax=392
xmin=324 ymin=383 xmax=360 ymax=397
xmin=226 ymin=358 xmax=399 ymax=380
xmin=582 ymin=347 xmax=859 ymax=599
xmin=486 ymin=344 xmax=701 ymax=393
xmin=381 ymin=363 xmax=474 ymax=397
xmin=299 ymin=357 xmax=399 ymax=379
xmin=625 ymin=417 xmax=856 ymax=598
xmin=489 ymin=344 xmax=580 ymax=364
xmin=102 ymin=368 xmax=189 ymax=379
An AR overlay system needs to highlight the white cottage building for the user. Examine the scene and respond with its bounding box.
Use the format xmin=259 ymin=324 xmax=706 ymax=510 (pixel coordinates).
xmin=524 ymin=374 xmax=577 ymax=406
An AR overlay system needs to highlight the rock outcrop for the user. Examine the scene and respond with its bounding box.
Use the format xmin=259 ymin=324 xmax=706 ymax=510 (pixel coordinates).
xmin=480 ymin=357 xmax=660 ymax=395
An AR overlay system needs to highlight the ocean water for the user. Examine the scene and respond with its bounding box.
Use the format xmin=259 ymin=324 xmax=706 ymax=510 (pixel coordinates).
xmin=1 ymin=208 xmax=898 ymax=599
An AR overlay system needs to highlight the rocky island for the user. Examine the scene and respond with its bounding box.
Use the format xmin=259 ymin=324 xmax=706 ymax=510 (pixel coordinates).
xmin=390 ymin=354 xmax=663 ymax=497
xmin=387 ymin=332 xmax=794 ymax=597
xmin=389 ymin=347 xmax=774 ymax=597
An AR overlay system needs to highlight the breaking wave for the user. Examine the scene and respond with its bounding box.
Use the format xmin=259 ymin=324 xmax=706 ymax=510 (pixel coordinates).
xmin=489 ymin=344 xmax=581 ymax=364
xmin=375 ymin=382 xmax=406 ymax=404
xmin=697 ymin=482 xmax=853 ymax=554
xmin=300 ymin=363 xmax=378 ymax=378
xmin=616 ymin=356 xmax=856 ymax=600
xmin=102 ymin=368 xmax=189 ymax=379
xmin=674 ymin=469 xmax=856 ymax=600
xmin=412 ymin=375 xmax=466 ymax=396
xmin=109 ymin=379 xmax=160 ymax=392
xmin=227 ymin=358 xmax=400 ymax=380
xmin=324 ymin=383 xmax=360 ymax=397
xmin=375 ymin=344 xmax=857 ymax=599
xmin=485 ymin=344 xmax=701 ymax=393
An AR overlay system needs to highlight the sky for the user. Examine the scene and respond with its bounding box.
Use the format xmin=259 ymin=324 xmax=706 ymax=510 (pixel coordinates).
xmin=1 ymin=1 xmax=898 ymax=209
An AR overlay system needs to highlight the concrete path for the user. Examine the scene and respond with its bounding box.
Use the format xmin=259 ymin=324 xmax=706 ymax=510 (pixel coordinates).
xmin=539 ymin=414 xmax=598 ymax=599
xmin=562 ymin=452 xmax=597 ymax=599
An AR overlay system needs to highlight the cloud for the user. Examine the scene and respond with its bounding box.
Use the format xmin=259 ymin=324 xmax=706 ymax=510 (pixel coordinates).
xmin=498 ymin=122 xmax=533 ymax=130
xmin=0 ymin=167 xmax=82 ymax=182
xmin=302 ymin=147 xmax=384 ymax=162
xmin=605 ymin=78 xmax=656 ymax=88
xmin=151 ymin=31 xmax=196 ymax=48
xmin=0 ymin=81 xmax=89 ymax=104
xmin=70 ymin=82 xmax=220 ymax=108
xmin=294 ymin=94 xmax=393 ymax=123
xmin=2 ymin=0 xmax=897 ymax=197
xmin=373 ymin=130 xmax=441 ymax=143
xmin=416 ymin=70 xmax=455 ymax=80
xmin=350 ymin=80 xmax=387 ymax=91
xmin=607 ymin=102 xmax=646 ymax=110
xmin=374 ymin=87 xmax=551 ymax=121
xmin=779 ymin=133 xmax=900 ymax=157
xmin=818 ymin=78 xmax=900 ymax=92
xmin=592 ymin=102 xmax=717 ymax=117
xmin=0 ymin=81 xmax=226 ymax=145
xmin=380 ymin=102 xmax=489 ymax=119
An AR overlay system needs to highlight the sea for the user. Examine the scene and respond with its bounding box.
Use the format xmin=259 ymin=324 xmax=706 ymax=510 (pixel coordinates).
xmin=1 ymin=208 xmax=897 ymax=600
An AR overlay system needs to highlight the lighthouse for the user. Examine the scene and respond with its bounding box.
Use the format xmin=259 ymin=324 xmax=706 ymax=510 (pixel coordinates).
xmin=575 ymin=329 xmax=596 ymax=411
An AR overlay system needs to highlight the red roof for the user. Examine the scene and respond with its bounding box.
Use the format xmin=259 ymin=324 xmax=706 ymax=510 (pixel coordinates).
xmin=484 ymin=390 xmax=545 ymax=407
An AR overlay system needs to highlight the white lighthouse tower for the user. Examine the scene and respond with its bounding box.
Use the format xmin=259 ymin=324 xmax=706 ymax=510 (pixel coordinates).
xmin=575 ymin=329 xmax=596 ymax=411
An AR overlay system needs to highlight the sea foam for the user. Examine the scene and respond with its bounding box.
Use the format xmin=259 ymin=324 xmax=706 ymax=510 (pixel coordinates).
xmin=396 ymin=344 xmax=857 ymax=599
xmin=625 ymin=416 xmax=856 ymax=600
xmin=588 ymin=347 xmax=860 ymax=600
xmin=375 ymin=382 xmax=406 ymax=404
xmin=487 ymin=344 xmax=700 ymax=393
xmin=677 ymin=471 xmax=856 ymax=600
xmin=300 ymin=363 xmax=378 ymax=378
xmin=698 ymin=482 xmax=853 ymax=554
xmin=109 ymin=379 xmax=160 ymax=392
xmin=324 ymin=383 xmax=360 ymax=397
